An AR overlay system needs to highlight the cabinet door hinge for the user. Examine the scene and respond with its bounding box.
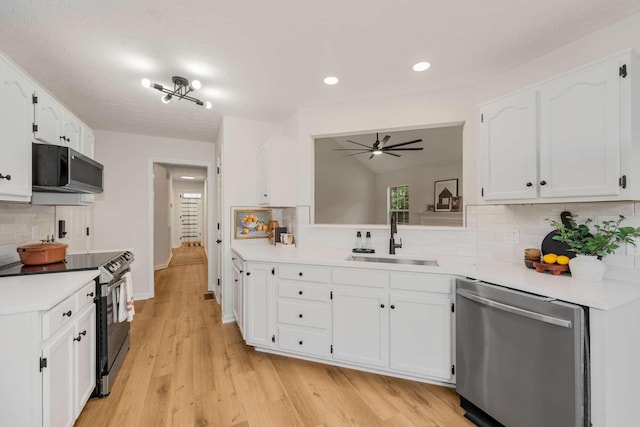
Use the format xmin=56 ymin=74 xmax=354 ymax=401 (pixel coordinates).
xmin=271 ymin=334 xmax=276 ymax=343
xmin=271 ymin=267 xmax=275 ymax=276
xmin=619 ymin=175 xmax=627 ymax=189
xmin=217 ymin=222 xmax=220 ymax=230
xmin=32 ymin=94 xmax=38 ymax=104
xmin=39 ymin=357 xmax=47 ymax=372
xmin=481 ymin=187 xmax=484 ymax=197
xmin=217 ymin=166 xmax=220 ymax=174
xmin=452 ymin=365 xmax=455 ymax=375
xmin=86 ymin=227 xmax=90 ymax=237
xmin=217 ymin=278 xmax=220 ymax=287
xmin=32 ymin=123 xmax=38 ymax=133
xmin=330 ymin=345 xmax=333 ymax=354
xmin=480 ymin=113 xmax=483 ymax=123
xmin=451 ymin=302 xmax=455 ymax=313
xmin=330 ymin=291 xmax=333 ymax=300
xmin=620 ymin=64 xmax=628 ymax=78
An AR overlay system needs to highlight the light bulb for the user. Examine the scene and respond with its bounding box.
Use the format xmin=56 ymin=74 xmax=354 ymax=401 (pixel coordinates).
xmin=204 ymin=101 xmax=212 ymax=110
xmin=323 ymin=76 xmax=339 ymax=85
xmin=141 ymin=78 xmax=151 ymax=88
xmin=190 ymin=80 xmax=202 ymax=90
xmin=412 ymin=61 xmax=431 ymax=72
xmin=373 ymin=150 xmax=383 ymax=156
xmin=161 ymin=94 xmax=172 ymax=104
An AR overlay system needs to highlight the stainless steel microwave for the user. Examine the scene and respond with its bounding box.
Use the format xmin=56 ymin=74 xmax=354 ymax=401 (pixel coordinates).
xmin=32 ymin=143 xmax=104 ymax=193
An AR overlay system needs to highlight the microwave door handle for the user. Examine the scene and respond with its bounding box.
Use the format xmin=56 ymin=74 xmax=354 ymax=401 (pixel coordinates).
xmin=456 ymin=289 xmax=572 ymax=328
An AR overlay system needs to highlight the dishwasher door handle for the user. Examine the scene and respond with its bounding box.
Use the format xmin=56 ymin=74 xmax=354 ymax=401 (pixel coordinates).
xmin=456 ymin=289 xmax=572 ymax=328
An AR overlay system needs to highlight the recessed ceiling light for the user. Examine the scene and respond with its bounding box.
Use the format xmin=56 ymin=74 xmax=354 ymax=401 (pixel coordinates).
xmin=412 ymin=62 xmax=431 ymax=72
xmin=181 ymin=176 xmax=195 ymax=180
xmin=324 ymin=76 xmax=339 ymax=85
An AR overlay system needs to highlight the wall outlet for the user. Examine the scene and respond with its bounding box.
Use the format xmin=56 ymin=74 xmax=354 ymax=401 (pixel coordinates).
xmin=503 ymin=229 xmax=520 ymax=244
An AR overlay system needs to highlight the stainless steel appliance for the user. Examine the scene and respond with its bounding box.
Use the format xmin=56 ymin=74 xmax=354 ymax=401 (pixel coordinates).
xmin=456 ymin=278 xmax=589 ymax=427
xmin=32 ymin=142 xmax=104 ymax=193
xmin=95 ymin=251 xmax=134 ymax=396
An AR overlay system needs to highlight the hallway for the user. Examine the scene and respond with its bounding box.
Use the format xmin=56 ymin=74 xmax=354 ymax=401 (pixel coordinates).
xmin=75 ymin=247 xmax=470 ymax=426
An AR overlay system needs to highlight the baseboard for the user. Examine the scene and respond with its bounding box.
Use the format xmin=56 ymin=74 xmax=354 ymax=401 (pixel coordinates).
xmin=222 ymin=313 xmax=236 ymax=324
xmin=153 ymin=252 xmax=173 ymax=270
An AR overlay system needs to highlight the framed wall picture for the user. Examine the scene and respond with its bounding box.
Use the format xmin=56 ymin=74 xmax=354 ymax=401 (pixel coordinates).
xmin=434 ymin=179 xmax=458 ymax=212
xmin=234 ymin=209 xmax=272 ymax=239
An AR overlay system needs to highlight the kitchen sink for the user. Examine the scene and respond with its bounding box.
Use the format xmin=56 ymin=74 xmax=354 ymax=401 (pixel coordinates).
xmin=345 ymin=255 xmax=439 ymax=267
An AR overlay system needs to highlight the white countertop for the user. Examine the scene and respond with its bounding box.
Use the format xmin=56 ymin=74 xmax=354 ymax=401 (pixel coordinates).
xmin=0 ymin=271 xmax=100 ymax=316
xmin=231 ymin=245 xmax=640 ymax=311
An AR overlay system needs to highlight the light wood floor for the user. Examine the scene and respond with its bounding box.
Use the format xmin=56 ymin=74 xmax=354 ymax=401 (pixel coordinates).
xmin=75 ymin=247 xmax=472 ymax=427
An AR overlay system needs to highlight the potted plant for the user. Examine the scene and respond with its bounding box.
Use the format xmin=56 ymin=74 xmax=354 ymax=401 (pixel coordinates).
xmin=548 ymin=215 xmax=640 ymax=281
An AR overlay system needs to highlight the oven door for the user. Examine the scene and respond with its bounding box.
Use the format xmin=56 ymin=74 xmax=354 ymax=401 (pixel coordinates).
xmin=104 ymin=277 xmax=130 ymax=373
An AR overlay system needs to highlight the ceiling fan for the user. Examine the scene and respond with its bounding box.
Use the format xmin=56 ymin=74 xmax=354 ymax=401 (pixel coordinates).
xmin=333 ymin=133 xmax=423 ymax=159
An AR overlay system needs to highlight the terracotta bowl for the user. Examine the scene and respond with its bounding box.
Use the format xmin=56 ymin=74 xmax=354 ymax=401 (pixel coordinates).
xmin=17 ymin=242 xmax=68 ymax=265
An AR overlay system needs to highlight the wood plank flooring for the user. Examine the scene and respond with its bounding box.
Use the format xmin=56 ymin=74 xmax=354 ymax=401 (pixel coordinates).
xmin=75 ymin=247 xmax=472 ymax=427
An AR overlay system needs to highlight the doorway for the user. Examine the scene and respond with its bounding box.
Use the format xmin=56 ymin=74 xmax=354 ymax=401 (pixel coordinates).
xmin=148 ymin=159 xmax=215 ymax=299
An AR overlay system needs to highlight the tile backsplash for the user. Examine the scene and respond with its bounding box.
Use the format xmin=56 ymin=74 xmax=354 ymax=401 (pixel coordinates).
xmin=298 ymin=201 xmax=640 ymax=282
xmin=0 ymin=203 xmax=55 ymax=265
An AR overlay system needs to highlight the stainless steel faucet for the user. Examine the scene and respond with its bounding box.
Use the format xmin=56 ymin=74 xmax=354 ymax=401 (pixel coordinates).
xmin=389 ymin=216 xmax=402 ymax=254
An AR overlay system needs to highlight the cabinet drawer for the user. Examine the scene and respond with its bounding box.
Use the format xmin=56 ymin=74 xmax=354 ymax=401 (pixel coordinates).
xmin=77 ymin=280 xmax=97 ymax=309
xmin=279 ymin=281 xmax=329 ymax=302
xmin=390 ymin=272 xmax=453 ymax=294
xmin=278 ymin=326 xmax=331 ymax=358
xmin=332 ymin=268 xmax=389 ymax=288
xmin=279 ymin=264 xmax=330 ymax=283
xmin=42 ymin=295 xmax=76 ymax=340
xmin=278 ymin=300 xmax=330 ymax=329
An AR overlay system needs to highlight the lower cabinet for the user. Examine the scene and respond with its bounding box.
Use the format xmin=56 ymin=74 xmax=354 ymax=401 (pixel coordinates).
xmin=242 ymin=260 xmax=455 ymax=385
xmin=232 ymin=256 xmax=245 ymax=337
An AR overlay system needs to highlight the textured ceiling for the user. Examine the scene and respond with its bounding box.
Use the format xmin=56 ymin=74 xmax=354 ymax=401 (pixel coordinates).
xmin=0 ymin=0 xmax=638 ymax=142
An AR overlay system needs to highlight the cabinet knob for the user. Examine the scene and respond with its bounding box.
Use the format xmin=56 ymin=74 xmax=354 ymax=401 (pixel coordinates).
xmin=239 ymin=270 xmax=243 ymax=274
xmin=263 ymin=194 xmax=268 ymax=197
xmin=298 ymin=340 xmax=303 ymax=345
xmin=298 ymin=272 xmax=303 ymax=277
xmin=380 ymin=304 xmax=385 ymax=309
xmin=246 ymin=272 xmax=251 ymax=276
xmin=298 ymin=290 xmax=303 ymax=295
xmin=234 ymin=279 xmax=238 ymax=283
xmin=526 ymin=182 xmax=533 ymax=187
xmin=74 ymin=336 xmax=82 ymax=342
xmin=87 ymin=292 xmax=94 ymax=298
xmin=62 ymin=310 xmax=72 ymax=317
xmin=0 ymin=174 xmax=10 ymax=181
xmin=540 ymin=180 xmax=547 ymax=186
xmin=298 ymin=313 xmax=303 ymax=318
xmin=390 ymin=305 xmax=396 ymax=309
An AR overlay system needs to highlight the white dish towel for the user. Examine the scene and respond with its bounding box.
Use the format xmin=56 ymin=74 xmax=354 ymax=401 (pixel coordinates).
xmin=123 ymin=271 xmax=135 ymax=322
xmin=118 ymin=279 xmax=127 ymax=322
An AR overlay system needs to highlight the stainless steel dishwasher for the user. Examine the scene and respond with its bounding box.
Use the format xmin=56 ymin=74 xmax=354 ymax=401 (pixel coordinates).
xmin=455 ymin=278 xmax=589 ymax=427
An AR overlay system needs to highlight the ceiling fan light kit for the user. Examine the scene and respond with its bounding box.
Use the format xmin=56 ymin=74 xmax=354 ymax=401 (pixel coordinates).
xmin=141 ymin=75 xmax=212 ymax=109
xmin=333 ymin=132 xmax=424 ymax=159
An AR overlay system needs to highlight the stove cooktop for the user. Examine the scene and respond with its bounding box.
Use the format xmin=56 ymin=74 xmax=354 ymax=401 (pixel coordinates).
xmin=0 ymin=251 xmax=125 ymax=278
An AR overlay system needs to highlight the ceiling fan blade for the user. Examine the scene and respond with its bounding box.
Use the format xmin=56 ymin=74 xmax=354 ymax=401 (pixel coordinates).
xmin=383 ymin=139 xmax=423 ymax=149
xmin=346 ymin=140 xmax=373 ymax=149
xmin=368 ymin=154 xmax=374 ymax=160
xmin=386 ymin=147 xmax=424 ymax=151
xmin=342 ymin=151 xmax=370 ymax=158
xmin=380 ymin=135 xmax=391 ymax=147
xmin=332 ymin=148 xmax=373 ymax=151
xmin=383 ymin=152 xmax=401 ymax=157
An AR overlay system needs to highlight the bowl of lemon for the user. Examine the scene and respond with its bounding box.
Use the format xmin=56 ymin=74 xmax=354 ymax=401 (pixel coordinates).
xmin=533 ymin=253 xmax=571 ymax=275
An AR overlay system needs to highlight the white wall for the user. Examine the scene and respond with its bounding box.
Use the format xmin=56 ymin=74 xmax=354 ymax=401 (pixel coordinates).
xmin=93 ymin=130 xmax=215 ymax=299
xmin=314 ymin=138 xmax=376 ymax=224
xmin=153 ymin=164 xmax=171 ymax=269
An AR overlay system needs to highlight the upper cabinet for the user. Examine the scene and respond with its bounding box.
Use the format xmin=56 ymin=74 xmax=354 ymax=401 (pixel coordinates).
xmin=0 ymin=56 xmax=35 ymax=202
xmin=34 ymin=91 xmax=83 ymax=152
xmin=480 ymin=50 xmax=639 ymax=203
xmin=257 ymin=137 xmax=298 ymax=207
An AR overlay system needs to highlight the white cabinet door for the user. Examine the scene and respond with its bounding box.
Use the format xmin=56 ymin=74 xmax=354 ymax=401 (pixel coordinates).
xmin=80 ymin=125 xmax=95 ymax=158
xmin=42 ymin=325 xmax=75 ymax=427
xmin=257 ymin=138 xmax=297 ymax=206
xmin=257 ymin=144 xmax=269 ymax=205
xmin=332 ymin=288 xmax=389 ymax=368
xmin=480 ymin=90 xmax=538 ymax=201
xmin=34 ymin=90 xmax=64 ymax=145
xmin=245 ymin=262 xmax=273 ymax=347
xmin=539 ymin=58 xmax=622 ymax=198
xmin=74 ymin=304 xmax=96 ymax=418
xmin=0 ymin=58 xmax=34 ymax=201
xmin=62 ymin=113 xmax=82 ymax=152
xmin=232 ymin=262 xmax=244 ymax=335
xmin=389 ymin=293 xmax=453 ymax=381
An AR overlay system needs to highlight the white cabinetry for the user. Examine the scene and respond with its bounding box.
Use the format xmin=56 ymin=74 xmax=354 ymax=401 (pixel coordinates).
xmin=480 ymin=50 xmax=640 ymax=203
xmin=244 ymin=262 xmax=274 ymax=347
xmin=0 ymin=277 xmax=97 ymax=427
xmin=232 ymin=254 xmax=245 ymax=337
xmin=0 ymin=55 xmax=35 ymax=202
xmin=34 ymin=90 xmax=64 ymax=146
xmin=257 ymin=137 xmax=297 ymax=206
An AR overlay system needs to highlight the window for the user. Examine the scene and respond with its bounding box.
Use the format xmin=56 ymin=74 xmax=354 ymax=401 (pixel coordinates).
xmin=182 ymin=192 xmax=202 ymax=199
xmin=389 ymin=185 xmax=409 ymax=224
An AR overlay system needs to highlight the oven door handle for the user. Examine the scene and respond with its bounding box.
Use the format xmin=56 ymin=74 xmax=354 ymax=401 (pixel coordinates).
xmin=103 ymin=277 xmax=127 ymax=296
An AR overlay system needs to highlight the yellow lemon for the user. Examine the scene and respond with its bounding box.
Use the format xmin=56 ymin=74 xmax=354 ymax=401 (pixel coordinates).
xmin=543 ymin=253 xmax=558 ymax=264
xmin=556 ymin=255 xmax=570 ymax=265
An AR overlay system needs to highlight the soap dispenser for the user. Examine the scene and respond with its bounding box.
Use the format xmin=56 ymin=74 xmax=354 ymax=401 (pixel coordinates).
xmin=364 ymin=231 xmax=372 ymax=251
xmin=354 ymin=231 xmax=363 ymax=251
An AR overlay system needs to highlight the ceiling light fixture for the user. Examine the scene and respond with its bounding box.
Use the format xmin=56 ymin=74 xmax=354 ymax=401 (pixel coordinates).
xmin=324 ymin=76 xmax=339 ymax=85
xmin=141 ymin=76 xmax=212 ymax=109
xmin=372 ymin=150 xmax=383 ymax=156
xmin=412 ymin=61 xmax=431 ymax=72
